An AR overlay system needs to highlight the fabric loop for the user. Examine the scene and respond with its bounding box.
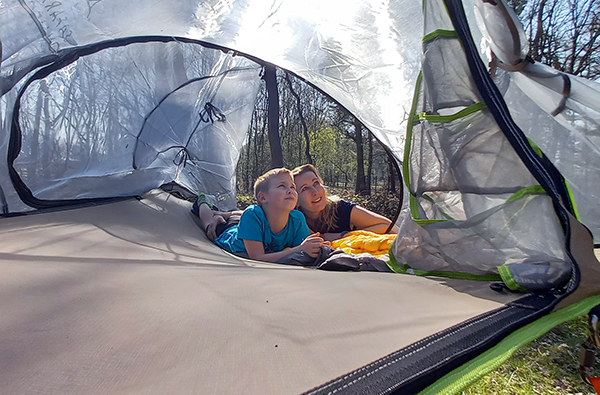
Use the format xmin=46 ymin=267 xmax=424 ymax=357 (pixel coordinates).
xmin=495 ymin=56 xmax=529 ymax=72
xmin=551 ymin=73 xmax=572 ymax=117
xmin=173 ymin=147 xmax=191 ymax=167
xmin=199 ymin=102 xmax=226 ymax=123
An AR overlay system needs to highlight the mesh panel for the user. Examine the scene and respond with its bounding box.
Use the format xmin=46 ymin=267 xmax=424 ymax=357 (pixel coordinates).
xmin=393 ymin=0 xmax=572 ymax=287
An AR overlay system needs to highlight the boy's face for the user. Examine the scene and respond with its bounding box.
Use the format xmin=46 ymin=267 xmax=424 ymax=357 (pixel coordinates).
xmin=258 ymin=173 xmax=298 ymax=212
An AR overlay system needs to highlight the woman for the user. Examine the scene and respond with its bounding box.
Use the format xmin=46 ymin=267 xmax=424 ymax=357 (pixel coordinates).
xmin=292 ymin=164 xmax=399 ymax=241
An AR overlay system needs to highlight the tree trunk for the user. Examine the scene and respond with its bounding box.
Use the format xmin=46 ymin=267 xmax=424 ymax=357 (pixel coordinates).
xmin=264 ymin=64 xmax=283 ymax=168
xmin=388 ymin=157 xmax=397 ymax=194
xmin=41 ymin=80 xmax=52 ymax=179
xmin=169 ymin=43 xmax=188 ymax=88
xmin=284 ymin=73 xmax=313 ymax=164
xmin=366 ymin=132 xmax=373 ymax=195
xmin=354 ymin=118 xmax=368 ymax=195
xmin=30 ymin=86 xmax=44 ymax=180
xmin=531 ymin=0 xmax=548 ymax=61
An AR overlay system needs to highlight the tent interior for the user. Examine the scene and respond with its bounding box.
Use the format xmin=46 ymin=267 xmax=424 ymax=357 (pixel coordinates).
xmin=1 ymin=0 xmax=600 ymax=394
xmin=0 ymin=189 xmax=526 ymax=395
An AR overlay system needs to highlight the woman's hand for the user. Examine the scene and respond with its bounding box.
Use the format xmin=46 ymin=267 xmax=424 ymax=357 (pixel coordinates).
xmin=206 ymin=215 xmax=226 ymax=241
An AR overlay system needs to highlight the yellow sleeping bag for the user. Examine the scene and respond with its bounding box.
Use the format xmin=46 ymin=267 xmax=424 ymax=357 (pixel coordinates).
xmin=330 ymin=230 xmax=397 ymax=257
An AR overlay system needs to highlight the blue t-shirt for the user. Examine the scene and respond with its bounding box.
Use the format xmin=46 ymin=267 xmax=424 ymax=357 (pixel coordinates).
xmin=214 ymin=205 xmax=310 ymax=254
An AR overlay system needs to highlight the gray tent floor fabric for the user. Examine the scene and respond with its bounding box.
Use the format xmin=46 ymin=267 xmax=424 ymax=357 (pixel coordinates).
xmin=0 ymin=190 xmax=522 ymax=395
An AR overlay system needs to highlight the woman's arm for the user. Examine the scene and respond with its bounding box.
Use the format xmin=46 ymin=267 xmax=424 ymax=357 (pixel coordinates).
xmin=220 ymin=210 xmax=244 ymax=219
xmin=350 ymin=205 xmax=399 ymax=234
xmin=198 ymin=203 xmax=244 ymax=241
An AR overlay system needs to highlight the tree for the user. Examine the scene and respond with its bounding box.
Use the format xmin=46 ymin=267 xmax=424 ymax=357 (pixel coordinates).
xmin=235 ymin=65 xmax=399 ymax=196
xmin=284 ymin=72 xmax=313 ymax=164
xmin=354 ymin=118 xmax=369 ymax=195
xmin=514 ymin=0 xmax=600 ymax=79
xmin=264 ymin=64 xmax=283 ymax=168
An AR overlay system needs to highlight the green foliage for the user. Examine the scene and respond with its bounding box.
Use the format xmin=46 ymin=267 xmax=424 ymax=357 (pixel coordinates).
xmin=235 ymin=70 xmax=399 ymax=196
xmin=309 ymin=126 xmax=338 ymax=173
xmin=329 ymin=187 xmax=402 ymax=221
xmin=236 ymin=194 xmax=255 ymax=210
xmin=465 ymin=315 xmax=600 ymax=395
xmin=309 ymin=126 xmax=358 ymax=188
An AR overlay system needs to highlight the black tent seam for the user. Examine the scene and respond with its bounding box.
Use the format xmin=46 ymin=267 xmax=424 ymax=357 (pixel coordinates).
xmin=0 ymin=184 xmax=8 ymax=214
xmin=442 ymin=2 xmax=574 ymax=219
xmin=8 ymin=77 xmax=136 ymax=210
xmin=0 ymin=196 xmax=135 ymax=219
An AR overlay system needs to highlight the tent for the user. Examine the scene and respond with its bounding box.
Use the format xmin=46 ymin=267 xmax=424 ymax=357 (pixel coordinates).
xmin=1 ymin=0 xmax=599 ymax=394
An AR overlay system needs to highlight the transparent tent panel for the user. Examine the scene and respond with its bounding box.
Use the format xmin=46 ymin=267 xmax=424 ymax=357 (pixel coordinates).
xmin=14 ymin=41 xmax=261 ymax=206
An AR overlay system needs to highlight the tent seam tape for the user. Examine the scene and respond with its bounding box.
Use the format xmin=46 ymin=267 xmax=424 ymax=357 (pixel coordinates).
xmin=416 ymin=101 xmax=487 ymax=123
xmin=422 ymin=29 xmax=459 ymax=43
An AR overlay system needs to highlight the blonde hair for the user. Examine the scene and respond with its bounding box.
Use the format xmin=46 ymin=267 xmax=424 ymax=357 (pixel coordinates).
xmin=253 ymin=168 xmax=293 ymax=206
xmin=291 ymin=164 xmax=338 ymax=233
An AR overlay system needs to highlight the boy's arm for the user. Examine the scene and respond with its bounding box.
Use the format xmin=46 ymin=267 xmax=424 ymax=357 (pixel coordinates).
xmin=243 ymin=233 xmax=326 ymax=263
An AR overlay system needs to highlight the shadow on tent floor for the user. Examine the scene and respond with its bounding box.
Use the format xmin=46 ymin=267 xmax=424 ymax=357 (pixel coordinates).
xmin=0 ymin=190 xmax=524 ymax=395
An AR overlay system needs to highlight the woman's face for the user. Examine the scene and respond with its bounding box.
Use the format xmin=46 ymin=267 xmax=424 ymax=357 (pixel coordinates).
xmin=294 ymin=171 xmax=327 ymax=216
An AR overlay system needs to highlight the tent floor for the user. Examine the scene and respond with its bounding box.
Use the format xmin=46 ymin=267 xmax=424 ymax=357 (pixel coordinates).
xmin=0 ymin=190 xmax=527 ymax=395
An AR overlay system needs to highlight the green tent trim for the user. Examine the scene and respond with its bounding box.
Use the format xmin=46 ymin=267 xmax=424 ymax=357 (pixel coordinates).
xmin=387 ymin=246 xmax=503 ymax=282
xmin=422 ymin=29 xmax=459 ymax=44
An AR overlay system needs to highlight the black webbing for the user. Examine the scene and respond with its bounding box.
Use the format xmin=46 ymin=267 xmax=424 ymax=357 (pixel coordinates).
xmin=303 ymin=294 xmax=557 ymax=395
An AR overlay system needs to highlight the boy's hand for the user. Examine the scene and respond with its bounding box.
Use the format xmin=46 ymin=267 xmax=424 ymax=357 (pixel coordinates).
xmin=299 ymin=233 xmax=329 ymax=258
xmin=206 ymin=215 xmax=226 ymax=241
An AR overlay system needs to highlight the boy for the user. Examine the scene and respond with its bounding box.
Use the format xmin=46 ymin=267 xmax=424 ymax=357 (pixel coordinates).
xmin=197 ymin=168 xmax=327 ymax=262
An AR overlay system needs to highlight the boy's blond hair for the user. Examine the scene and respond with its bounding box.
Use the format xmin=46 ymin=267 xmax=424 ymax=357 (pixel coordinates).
xmin=253 ymin=168 xmax=293 ymax=206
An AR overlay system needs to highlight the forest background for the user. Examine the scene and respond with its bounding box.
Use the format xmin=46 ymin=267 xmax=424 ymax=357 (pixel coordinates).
xmin=234 ymin=0 xmax=600 ymax=216
xmin=236 ymin=0 xmax=600 ymax=393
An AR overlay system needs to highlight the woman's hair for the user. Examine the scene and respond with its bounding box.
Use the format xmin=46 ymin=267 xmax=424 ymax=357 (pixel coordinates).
xmin=291 ymin=164 xmax=338 ymax=233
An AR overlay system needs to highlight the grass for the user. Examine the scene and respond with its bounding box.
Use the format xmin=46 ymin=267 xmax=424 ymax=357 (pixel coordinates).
xmin=464 ymin=315 xmax=600 ymax=395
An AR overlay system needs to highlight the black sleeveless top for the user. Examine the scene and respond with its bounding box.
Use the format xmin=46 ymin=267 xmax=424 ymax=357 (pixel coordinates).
xmin=331 ymin=199 xmax=356 ymax=233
